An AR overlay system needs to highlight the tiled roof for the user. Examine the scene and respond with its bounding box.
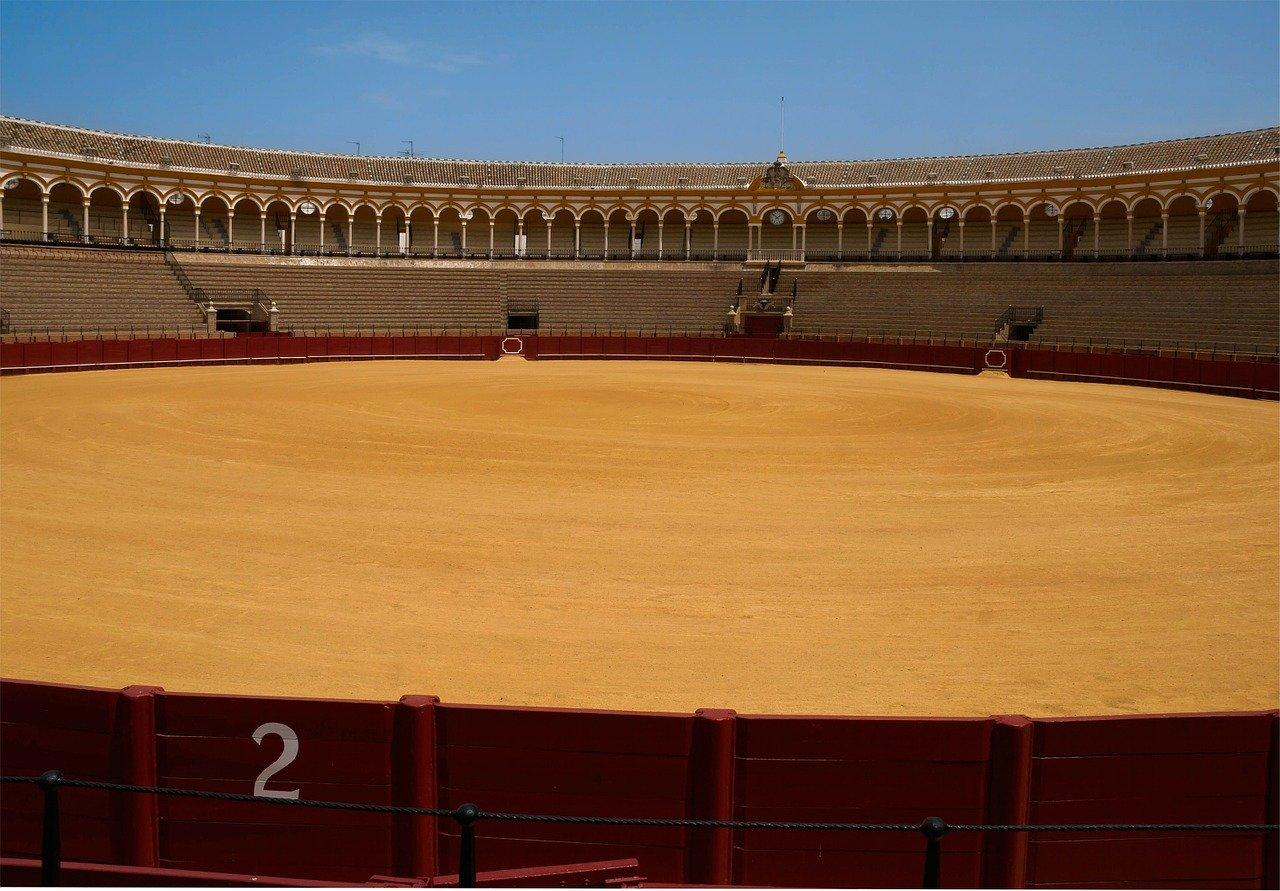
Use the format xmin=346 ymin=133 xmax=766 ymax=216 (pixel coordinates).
xmin=1 ymin=117 xmax=1277 ymax=189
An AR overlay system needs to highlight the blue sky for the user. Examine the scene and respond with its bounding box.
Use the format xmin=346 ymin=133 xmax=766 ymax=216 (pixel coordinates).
xmin=1 ymin=1 xmax=1276 ymax=163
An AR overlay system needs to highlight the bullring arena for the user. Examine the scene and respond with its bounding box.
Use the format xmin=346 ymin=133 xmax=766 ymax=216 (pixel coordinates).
xmin=0 ymin=115 xmax=1278 ymax=889
xmin=2 ymin=360 xmax=1277 ymax=716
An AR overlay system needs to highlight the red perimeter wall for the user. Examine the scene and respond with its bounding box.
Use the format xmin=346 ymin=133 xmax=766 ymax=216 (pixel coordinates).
xmin=1 ymin=679 xmax=1275 ymax=888
xmin=2 ymin=335 xmax=1275 ymax=399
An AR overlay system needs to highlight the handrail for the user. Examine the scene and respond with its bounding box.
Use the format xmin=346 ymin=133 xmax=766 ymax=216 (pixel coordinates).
xmin=3 ymin=773 xmax=1275 ymax=889
xmin=5 ymin=231 xmax=1276 ymax=262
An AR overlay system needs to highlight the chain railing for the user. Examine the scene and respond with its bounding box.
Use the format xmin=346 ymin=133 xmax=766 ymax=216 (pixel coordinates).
xmin=2 ymin=773 xmax=1274 ymax=889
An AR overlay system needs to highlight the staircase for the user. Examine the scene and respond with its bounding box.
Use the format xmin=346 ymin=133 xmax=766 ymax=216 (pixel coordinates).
xmin=1206 ymin=211 xmax=1235 ymax=256
xmin=997 ymin=226 xmax=1020 ymax=256
xmin=870 ymin=228 xmax=888 ymax=257
xmin=162 ymin=251 xmax=210 ymax=310
xmin=56 ymin=209 xmax=82 ymax=240
xmin=993 ymin=305 xmax=1044 ymax=342
xmin=1135 ymin=221 xmax=1162 ymax=256
xmin=1063 ymin=219 xmax=1089 ymax=259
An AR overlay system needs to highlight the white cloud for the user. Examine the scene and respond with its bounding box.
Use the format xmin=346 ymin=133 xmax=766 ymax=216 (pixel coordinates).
xmin=316 ymin=33 xmax=494 ymax=72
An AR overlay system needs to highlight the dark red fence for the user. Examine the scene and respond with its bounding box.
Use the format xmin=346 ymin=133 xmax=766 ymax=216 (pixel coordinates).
xmin=3 ymin=334 xmax=1275 ymax=399
xmin=1 ymin=679 xmax=1275 ymax=888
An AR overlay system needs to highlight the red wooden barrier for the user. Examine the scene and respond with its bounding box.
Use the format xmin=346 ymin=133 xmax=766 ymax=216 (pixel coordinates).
xmin=0 ymin=680 xmax=130 ymax=865
xmin=153 ymin=691 xmax=398 ymax=881
xmin=1024 ymin=711 xmax=1275 ymax=888
xmin=1010 ymin=346 xmax=1278 ymax=399
xmin=730 ymin=716 xmax=991 ymax=888
xmin=1 ymin=689 xmax=1276 ymax=887
xmin=434 ymin=704 xmax=694 ymax=883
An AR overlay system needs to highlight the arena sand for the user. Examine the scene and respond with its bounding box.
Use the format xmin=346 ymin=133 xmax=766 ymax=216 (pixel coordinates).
xmin=1 ymin=360 xmax=1276 ymax=716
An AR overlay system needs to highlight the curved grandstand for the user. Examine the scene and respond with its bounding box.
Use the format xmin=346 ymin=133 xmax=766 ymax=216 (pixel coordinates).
xmin=0 ymin=117 xmax=1277 ymax=354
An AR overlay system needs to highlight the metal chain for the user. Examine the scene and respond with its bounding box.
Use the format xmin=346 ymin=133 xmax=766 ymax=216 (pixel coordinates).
xmin=3 ymin=776 xmax=1275 ymax=834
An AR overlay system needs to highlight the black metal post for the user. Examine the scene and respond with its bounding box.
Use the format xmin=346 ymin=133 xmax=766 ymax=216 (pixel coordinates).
xmin=37 ymin=770 xmax=62 ymax=887
xmin=919 ymin=816 xmax=946 ymax=889
xmin=454 ymin=803 xmax=479 ymax=888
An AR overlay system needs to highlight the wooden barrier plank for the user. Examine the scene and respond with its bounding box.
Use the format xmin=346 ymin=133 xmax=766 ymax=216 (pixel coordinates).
xmin=1034 ymin=712 xmax=1273 ymax=756
xmin=736 ymin=716 xmax=991 ymax=761
xmin=1027 ymin=835 xmax=1264 ymax=885
xmin=437 ymin=705 xmax=690 ymax=755
xmin=735 ymin=758 xmax=988 ymax=808
xmin=439 ymin=746 xmax=687 ymax=798
xmin=1032 ymin=752 xmax=1266 ymax=800
xmin=734 ymin=844 xmax=981 ymax=889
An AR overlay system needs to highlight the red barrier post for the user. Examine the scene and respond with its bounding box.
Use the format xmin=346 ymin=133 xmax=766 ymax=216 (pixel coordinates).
xmin=117 ymin=685 xmax=162 ymax=868
xmin=981 ymin=715 xmax=1032 ymax=888
xmin=683 ymin=708 xmax=736 ymax=885
xmin=1266 ymin=711 xmax=1279 ymax=889
xmin=394 ymin=695 xmax=440 ymax=878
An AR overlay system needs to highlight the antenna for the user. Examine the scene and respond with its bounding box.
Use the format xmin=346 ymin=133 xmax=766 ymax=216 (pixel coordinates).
xmin=199 ymin=133 xmax=211 ymax=144
xmin=558 ymin=136 xmax=565 ymax=163
xmin=779 ymin=97 xmax=785 ymax=154
xmin=349 ymin=141 xmax=361 ymax=156
xmin=401 ymin=140 xmax=414 ymax=158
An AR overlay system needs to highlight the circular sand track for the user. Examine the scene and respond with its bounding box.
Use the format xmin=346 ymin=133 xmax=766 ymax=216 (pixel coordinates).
xmin=1 ymin=361 xmax=1276 ymax=716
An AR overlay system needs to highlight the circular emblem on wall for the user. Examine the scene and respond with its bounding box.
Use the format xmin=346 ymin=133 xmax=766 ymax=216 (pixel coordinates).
xmin=298 ymin=201 xmax=317 ymax=215
xmin=2 ymin=178 xmax=20 ymax=190
xmin=1044 ymin=204 xmax=1060 ymax=218
xmin=767 ymin=209 xmax=787 ymax=226
xmin=167 ymin=193 xmax=187 ymax=205
xmin=938 ymin=207 xmax=956 ymax=220
xmin=876 ymin=208 xmax=894 ymax=221
xmin=815 ymin=209 xmax=834 ymax=222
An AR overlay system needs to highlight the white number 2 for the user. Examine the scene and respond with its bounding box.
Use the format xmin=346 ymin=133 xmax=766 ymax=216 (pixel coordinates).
xmin=252 ymin=722 xmax=300 ymax=799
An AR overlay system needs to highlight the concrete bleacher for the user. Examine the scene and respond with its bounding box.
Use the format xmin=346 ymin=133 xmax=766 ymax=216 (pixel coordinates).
xmin=787 ymin=260 xmax=1279 ymax=352
xmin=1 ymin=246 xmax=1275 ymax=352
xmin=0 ymin=244 xmax=203 ymax=331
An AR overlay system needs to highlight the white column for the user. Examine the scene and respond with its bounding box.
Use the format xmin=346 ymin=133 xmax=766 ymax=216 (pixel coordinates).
xmin=927 ymin=219 xmax=933 ymax=258
xmin=685 ymin=221 xmax=691 ymax=260
xmin=260 ymin=212 xmax=267 ymax=252
xmin=516 ymin=219 xmax=523 ymax=257
xmin=433 ymin=219 xmax=439 ymax=257
xmin=1126 ymin=214 xmax=1134 ymax=257
xmin=895 ymin=220 xmax=902 ymax=259
xmin=347 ymin=217 xmax=354 ymax=255
xmin=1056 ymin=217 xmax=1064 ymax=256
xmin=288 ymin=212 xmax=295 ymax=254
xmin=1237 ymin=207 xmax=1246 ymax=253
xmin=375 ymin=214 xmax=381 ymax=256
xmin=712 ymin=222 xmax=719 ymax=260
xmin=227 ymin=211 xmax=234 ymax=248
xmin=1160 ymin=212 xmax=1168 ymax=256
xmin=121 ymin=203 xmax=128 ymax=243
xmin=867 ymin=221 xmax=874 ymax=254
xmin=194 ymin=208 xmax=202 ymax=245
xmin=657 ymin=222 xmax=664 ymax=259
xmin=629 ymin=221 xmax=636 ymax=258
xmin=82 ymin=198 xmax=90 ymax=243
xmin=157 ymin=204 xmax=165 ymax=246
xmin=41 ymin=194 xmax=49 ymax=240
xmin=545 ymin=218 xmax=552 ymax=256
xmin=1092 ymin=213 xmax=1100 ymax=257
xmin=603 ymin=220 xmax=610 ymax=259
xmin=799 ymin=223 xmax=806 ymax=259
xmin=489 ymin=221 xmax=495 ymax=258
xmin=958 ymin=220 xmax=965 ymax=258
xmin=317 ymin=214 xmax=323 ymax=252
xmin=461 ymin=220 xmax=468 ymax=254
xmin=989 ymin=218 xmax=996 ymax=255
xmin=1198 ymin=209 xmax=1206 ymax=257
xmin=836 ymin=222 xmax=843 ymax=259
xmin=1022 ymin=216 xmax=1029 ymax=257
xmin=574 ymin=220 xmax=580 ymax=259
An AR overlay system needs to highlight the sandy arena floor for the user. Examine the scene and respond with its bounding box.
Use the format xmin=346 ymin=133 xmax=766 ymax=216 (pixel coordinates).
xmin=1 ymin=360 xmax=1276 ymax=716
